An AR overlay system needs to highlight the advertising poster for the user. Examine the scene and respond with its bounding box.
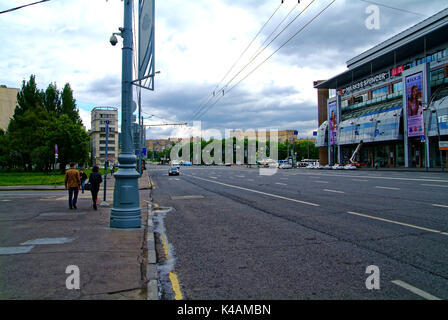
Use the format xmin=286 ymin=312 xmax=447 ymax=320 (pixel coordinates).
xmin=329 ymin=102 xmax=338 ymax=145
xmin=405 ymin=72 xmax=425 ymax=137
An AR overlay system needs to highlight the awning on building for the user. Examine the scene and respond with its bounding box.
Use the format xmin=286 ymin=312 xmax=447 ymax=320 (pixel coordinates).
xmin=315 ymin=121 xmax=328 ymax=147
xmin=338 ymin=107 xmax=402 ymax=145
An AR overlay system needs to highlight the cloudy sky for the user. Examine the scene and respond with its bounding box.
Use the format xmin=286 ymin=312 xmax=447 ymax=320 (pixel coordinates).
xmin=1 ymin=0 xmax=447 ymax=140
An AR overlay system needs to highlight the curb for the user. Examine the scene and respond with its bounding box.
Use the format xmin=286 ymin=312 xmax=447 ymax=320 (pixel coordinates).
xmin=146 ymin=172 xmax=159 ymax=300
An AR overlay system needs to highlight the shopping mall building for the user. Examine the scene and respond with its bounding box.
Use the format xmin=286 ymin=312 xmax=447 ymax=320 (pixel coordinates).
xmin=315 ymin=8 xmax=448 ymax=169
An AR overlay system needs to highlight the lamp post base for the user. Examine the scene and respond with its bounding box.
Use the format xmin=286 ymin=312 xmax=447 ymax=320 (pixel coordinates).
xmin=110 ymin=153 xmax=142 ymax=229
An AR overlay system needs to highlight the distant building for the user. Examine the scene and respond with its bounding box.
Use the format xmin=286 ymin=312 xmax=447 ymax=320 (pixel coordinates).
xmin=229 ymin=130 xmax=299 ymax=144
xmin=146 ymin=138 xmax=181 ymax=153
xmin=90 ymin=107 xmax=119 ymax=167
xmin=0 ymin=85 xmax=19 ymax=131
xmin=315 ymin=8 xmax=448 ymax=168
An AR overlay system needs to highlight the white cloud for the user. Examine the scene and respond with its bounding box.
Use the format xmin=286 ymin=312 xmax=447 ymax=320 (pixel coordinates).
xmin=1 ymin=0 xmax=447 ymax=140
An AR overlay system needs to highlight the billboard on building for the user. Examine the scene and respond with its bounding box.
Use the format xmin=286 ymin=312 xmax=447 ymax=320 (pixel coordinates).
xmin=405 ymin=72 xmax=425 ymax=137
xmin=329 ymin=102 xmax=338 ymax=145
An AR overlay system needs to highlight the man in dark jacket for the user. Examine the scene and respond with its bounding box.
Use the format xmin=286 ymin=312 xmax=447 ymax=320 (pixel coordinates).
xmin=89 ymin=165 xmax=103 ymax=210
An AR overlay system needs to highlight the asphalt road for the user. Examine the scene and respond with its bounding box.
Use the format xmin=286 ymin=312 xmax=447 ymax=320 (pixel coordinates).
xmin=149 ymin=165 xmax=448 ymax=300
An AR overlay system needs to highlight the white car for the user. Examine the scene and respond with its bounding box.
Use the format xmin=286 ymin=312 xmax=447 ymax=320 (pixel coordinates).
xmin=279 ymin=163 xmax=293 ymax=169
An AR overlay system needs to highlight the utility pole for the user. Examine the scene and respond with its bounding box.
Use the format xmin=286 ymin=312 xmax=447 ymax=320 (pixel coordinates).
xmin=101 ymin=120 xmax=110 ymax=207
xmin=110 ymin=0 xmax=141 ymax=229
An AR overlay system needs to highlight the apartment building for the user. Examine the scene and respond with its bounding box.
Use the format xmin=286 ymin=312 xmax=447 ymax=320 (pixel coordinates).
xmin=90 ymin=107 xmax=119 ymax=167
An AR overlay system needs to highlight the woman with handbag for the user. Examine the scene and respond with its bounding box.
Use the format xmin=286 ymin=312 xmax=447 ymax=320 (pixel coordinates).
xmin=88 ymin=165 xmax=103 ymax=210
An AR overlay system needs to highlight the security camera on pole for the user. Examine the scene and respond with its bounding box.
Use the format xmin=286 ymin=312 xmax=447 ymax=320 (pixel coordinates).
xmin=109 ymin=0 xmax=155 ymax=229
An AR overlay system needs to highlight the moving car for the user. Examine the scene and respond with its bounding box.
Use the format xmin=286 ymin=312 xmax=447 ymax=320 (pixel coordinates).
xmin=168 ymin=167 xmax=180 ymax=176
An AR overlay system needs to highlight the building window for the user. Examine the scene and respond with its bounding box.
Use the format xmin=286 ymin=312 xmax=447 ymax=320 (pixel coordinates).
xmin=341 ymin=99 xmax=349 ymax=108
xmin=393 ymin=82 xmax=403 ymax=93
xmin=100 ymin=140 xmax=115 ymax=145
xmin=100 ymin=127 xmax=115 ymax=132
xmin=100 ymin=134 xmax=115 ymax=138
xmin=100 ymin=147 xmax=115 ymax=151
xmin=431 ymin=68 xmax=444 ymax=81
xmin=371 ymin=86 xmax=388 ymax=99
xmin=329 ymin=89 xmax=336 ymax=98
xmin=353 ymin=93 xmax=368 ymax=104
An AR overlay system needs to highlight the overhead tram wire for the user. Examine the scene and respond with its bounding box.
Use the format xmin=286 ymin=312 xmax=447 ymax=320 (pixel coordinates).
xmin=0 ymin=0 xmax=50 ymax=14
xmin=216 ymin=0 xmax=316 ymax=97
xmin=192 ymin=0 xmax=316 ymax=120
xmin=211 ymin=1 xmax=283 ymax=94
xmin=358 ymin=0 xmax=428 ymax=17
xmin=248 ymin=1 xmax=300 ymax=63
xmin=194 ymin=0 xmax=336 ymax=120
xmin=189 ymin=1 xmax=285 ymax=121
xmin=191 ymin=0 xmax=312 ymax=121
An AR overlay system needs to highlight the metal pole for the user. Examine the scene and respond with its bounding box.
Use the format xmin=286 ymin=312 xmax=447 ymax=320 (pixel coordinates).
xmin=424 ymin=108 xmax=431 ymax=171
xmin=110 ymin=0 xmax=141 ymax=228
xmin=102 ymin=120 xmax=109 ymax=205
xmin=433 ymin=107 xmax=444 ymax=171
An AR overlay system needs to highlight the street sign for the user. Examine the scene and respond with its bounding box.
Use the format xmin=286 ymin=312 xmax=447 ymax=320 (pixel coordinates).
xmin=440 ymin=141 xmax=448 ymax=151
xmin=313 ymin=131 xmax=317 ymax=137
xmin=142 ymin=147 xmax=147 ymax=156
xmin=421 ymin=135 xmax=426 ymax=142
xmin=135 ymin=150 xmax=140 ymax=156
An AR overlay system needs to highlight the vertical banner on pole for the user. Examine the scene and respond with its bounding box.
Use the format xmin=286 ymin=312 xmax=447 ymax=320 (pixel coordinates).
xmin=138 ymin=0 xmax=155 ymax=90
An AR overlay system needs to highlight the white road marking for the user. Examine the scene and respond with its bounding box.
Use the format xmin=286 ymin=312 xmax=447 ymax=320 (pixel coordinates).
xmin=275 ymin=183 xmax=287 ymax=186
xmin=0 ymin=246 xmax=34 ymax=255
xmin=323 ymin=189 xmax=345 ymax=194
xmin=432 ymin=204 xmax=448 ymax=209
xmin=352 ymin=179 xmax=368 ymax=182
xmin=21 ymin=238 xmax=75 ymax=245
xmin=375 ymin=186 xmax=400 ymax=190
xmin=391 ymin=280 xmax=441 ymax=300
xmin=421 ymin=184 xmax=448 ymax=188
xmin=299 ymin=172 xmax=448 ymax=184
xmin=209 ymin=176 xmax=218 ymax=179
xmin=314 ymin=181 xmax=329 ymax=184
xmin=186 ymin=174 xmax=319 ymax=207
xmin=347 ymin=211 xmax=448 ymax=236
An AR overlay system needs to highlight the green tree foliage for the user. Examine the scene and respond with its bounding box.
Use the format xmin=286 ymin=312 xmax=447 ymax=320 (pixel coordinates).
xmin=2 ymin=75 xmax=90 ymax=172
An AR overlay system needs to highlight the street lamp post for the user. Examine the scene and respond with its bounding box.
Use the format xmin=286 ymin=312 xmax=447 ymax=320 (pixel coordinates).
xmin=110 ymin=0 xmax=141 ymax=229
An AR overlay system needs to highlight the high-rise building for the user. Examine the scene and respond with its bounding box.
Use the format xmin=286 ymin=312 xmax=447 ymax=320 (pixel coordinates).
xmin=0 ymin=85 xmax=19 ymax=132
xmin=90 ymin=107 xmax=119 ymax=167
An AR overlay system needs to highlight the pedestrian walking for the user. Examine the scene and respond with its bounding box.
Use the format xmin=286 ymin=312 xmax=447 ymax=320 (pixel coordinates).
xmin=89 ymin=165 xmax=103 ymax=211
xmin=65 ymin=163 xmax=81 ymax=210
xmin=80 ymin=169 xmax=88 ymax=194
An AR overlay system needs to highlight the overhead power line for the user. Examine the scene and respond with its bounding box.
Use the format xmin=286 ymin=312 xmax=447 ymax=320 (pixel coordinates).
xmin=190 ymin=1 xmax=285 ymax=121
xmin=192 ymin=0 xmax=316 ymax=121
xmin=358 ymin=0 xmax=427 ymax=17
xmin=0 ymin=0 xmax=50 ymax=15
xmin=195 ymin=0 xmax=336 ymax=120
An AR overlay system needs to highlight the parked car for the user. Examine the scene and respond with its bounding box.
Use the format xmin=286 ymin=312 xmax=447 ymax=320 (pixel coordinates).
xmin=279 ymin=163 xmax=293 ymax=169
xmin=168 ymin=167 xmax=180 ymax=176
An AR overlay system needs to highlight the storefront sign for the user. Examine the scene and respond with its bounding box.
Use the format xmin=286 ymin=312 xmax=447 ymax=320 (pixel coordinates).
xmin=342 ymin=72 xmax=389 ymax=95
xmin=391 ymin=65 xmax=404 ymax=77
xmin=405 ymin=72 xmax=425 ymax=137
xmin=440 ymin=141 xmax=448 ymax=151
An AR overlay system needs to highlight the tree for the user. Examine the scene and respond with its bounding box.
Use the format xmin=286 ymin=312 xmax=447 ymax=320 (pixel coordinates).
xmin=61 ymin=83 xmax=81 ymax=124
xmin=5 ymin=75 xmax=90 ymax=172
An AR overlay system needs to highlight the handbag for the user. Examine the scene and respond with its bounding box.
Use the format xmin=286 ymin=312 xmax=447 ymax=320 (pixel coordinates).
xmin=84 ymin=182 xmax=92 ymax=191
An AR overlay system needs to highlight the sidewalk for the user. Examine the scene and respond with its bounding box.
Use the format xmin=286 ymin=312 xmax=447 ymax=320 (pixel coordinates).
xmin=0 ymin=170 xmax=158 ymax=300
